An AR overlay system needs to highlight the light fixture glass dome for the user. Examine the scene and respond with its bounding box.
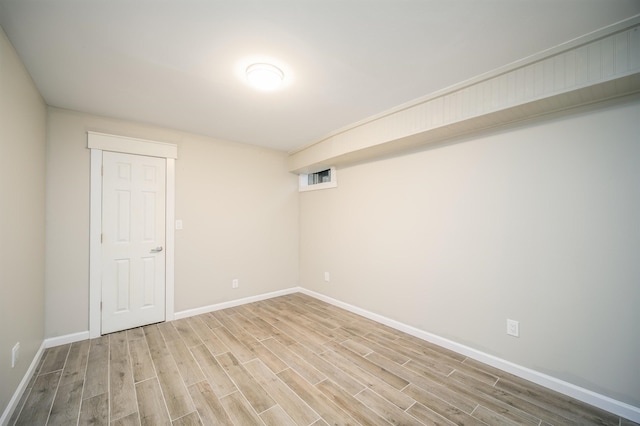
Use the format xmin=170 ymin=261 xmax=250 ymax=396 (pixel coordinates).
xmin=246 ymin=63 xmax=284 ymax=91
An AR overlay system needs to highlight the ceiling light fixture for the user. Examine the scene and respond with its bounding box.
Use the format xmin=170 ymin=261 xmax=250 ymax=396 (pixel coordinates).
xmin=246 ymin=63 xmax=284 ymax=91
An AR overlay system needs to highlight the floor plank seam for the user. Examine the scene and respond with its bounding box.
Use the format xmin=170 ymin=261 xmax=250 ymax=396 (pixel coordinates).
xmin=45 ymin=357 xmax=66 ymax=425
xmin=126 ymin=336 xmax=142 ymax=425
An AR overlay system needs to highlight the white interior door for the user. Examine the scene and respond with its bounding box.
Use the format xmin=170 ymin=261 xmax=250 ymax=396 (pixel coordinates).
xmin=101 ymin=151 xmax=166 ymax=334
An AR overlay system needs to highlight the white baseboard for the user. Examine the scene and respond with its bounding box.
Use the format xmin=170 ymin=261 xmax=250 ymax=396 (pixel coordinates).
xmin=7 ymin=288 xmax=637 ymax=423
xmin=174 ymin=287 xmax=302 ymax=320
xmin=44 ymin=330 xmax=90 ymax=348
xmin=0 ymin=341 xmax=46 ymax=426
xmin=2 ymin=332 xmax=90 ymax=424
xmin=299 ymin=288 xmax=640 ymax=423
xmin=40 ymin=287 xmax=302 ymax=350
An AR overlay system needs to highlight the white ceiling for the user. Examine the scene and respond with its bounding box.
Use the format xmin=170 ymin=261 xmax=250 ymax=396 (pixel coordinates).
xmin=1 ymin=1 xmax=639 ymax=152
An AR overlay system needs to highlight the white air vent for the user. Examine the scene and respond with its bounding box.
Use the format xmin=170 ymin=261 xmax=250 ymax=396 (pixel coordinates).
xmin=299 ymin=167 xmax=337 ymax=192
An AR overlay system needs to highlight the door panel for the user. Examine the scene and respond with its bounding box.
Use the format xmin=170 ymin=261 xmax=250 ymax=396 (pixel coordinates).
xmin=115 ymin=259 xmax=130 ymax=312
xmin=102 ymin=151 xmax=166 ymax=334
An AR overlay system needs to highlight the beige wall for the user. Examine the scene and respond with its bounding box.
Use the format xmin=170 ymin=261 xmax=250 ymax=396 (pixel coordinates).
xmin=300 ymin=95 xmax=640 ymax=407
xmin=45 ymin=108 xmax=299 ymax=337
xmin=0 ymin=28 xmax=47 ymax=416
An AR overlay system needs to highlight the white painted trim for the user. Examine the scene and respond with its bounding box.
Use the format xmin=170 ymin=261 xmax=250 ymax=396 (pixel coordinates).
xmin=174 ymin=287 xmax=301 ymax=320
xmin=87 ymin=131 xmax=178 ymax=159
xmin=0 ymin=342 xmax=46 ymax=426
xmin=165 ymin=158 xmax=176 ymax=322
xmin=44 ymin=331 xmax=91 ymax=348
xmin=289 ymin=14 xmax=640 ymax=156
xmin=89 ymin=149 xmax=102 ymax=338
xmin=88 ymin=132 xmax=177 ymax=338
xmin=298 ymin=288 xmax=640 ymax=423
xmin=288 ymin=17 xmax=640 ymax=173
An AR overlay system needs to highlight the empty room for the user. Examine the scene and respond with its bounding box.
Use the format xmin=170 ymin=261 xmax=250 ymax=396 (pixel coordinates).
xmin=1 ymin=1 xmax=639 ymax=425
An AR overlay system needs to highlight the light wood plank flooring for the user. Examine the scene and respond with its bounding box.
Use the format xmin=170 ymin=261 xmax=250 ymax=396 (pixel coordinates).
xmin=9 ymin=293 xmax=638 ymax=425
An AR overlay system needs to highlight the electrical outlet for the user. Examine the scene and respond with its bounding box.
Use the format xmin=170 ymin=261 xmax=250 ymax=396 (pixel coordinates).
xmin=507 ymin=319 xmax=520 ymax=337
xmin=12 ymin=342 xmax=20 ymax=368
xmin=232 ymin=279 xmax=239 ymax=289
xmin=324 ymin=272 xmax=330 ymax=282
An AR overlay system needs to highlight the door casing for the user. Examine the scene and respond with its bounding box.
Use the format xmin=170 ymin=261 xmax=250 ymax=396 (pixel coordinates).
xmin=88 ymin=131 xmax=177 ymax=338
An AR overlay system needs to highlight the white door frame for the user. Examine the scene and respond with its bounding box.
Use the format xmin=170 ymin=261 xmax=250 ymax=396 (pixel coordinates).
xmin=88 ymin=132 xmax=177 ymax=338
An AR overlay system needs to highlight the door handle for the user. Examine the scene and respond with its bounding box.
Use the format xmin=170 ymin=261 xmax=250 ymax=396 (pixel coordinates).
xmin=150 ymin=246 xmax=163 ymax=253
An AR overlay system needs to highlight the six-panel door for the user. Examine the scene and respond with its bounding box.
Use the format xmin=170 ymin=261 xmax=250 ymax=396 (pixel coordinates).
xmin=101 ymin=151 xmax=166 ymax=334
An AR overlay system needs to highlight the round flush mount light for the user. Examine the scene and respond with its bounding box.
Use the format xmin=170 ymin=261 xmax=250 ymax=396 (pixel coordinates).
xmin=246 ymin=63 xmax=284 ymax=91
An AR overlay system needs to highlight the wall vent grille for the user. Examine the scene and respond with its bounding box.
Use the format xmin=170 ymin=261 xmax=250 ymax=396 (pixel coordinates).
xmin=299 ymin=167 xmax=337 ymax=192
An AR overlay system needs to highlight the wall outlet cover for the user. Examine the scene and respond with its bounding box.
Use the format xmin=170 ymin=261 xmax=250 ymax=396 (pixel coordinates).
xmin=507 ymin=319 xmax=520 ymax=337
xmin=11 ymin=342 xmax=20 ymax=368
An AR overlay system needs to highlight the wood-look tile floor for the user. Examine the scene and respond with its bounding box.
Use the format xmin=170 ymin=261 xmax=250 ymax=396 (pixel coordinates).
xmin=10 ymin=293 xmax=639 ymax=426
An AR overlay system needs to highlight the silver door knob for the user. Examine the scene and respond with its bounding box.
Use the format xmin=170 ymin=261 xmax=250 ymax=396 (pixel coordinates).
xmin=150 ymin=246 xmax=163 ymax=253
